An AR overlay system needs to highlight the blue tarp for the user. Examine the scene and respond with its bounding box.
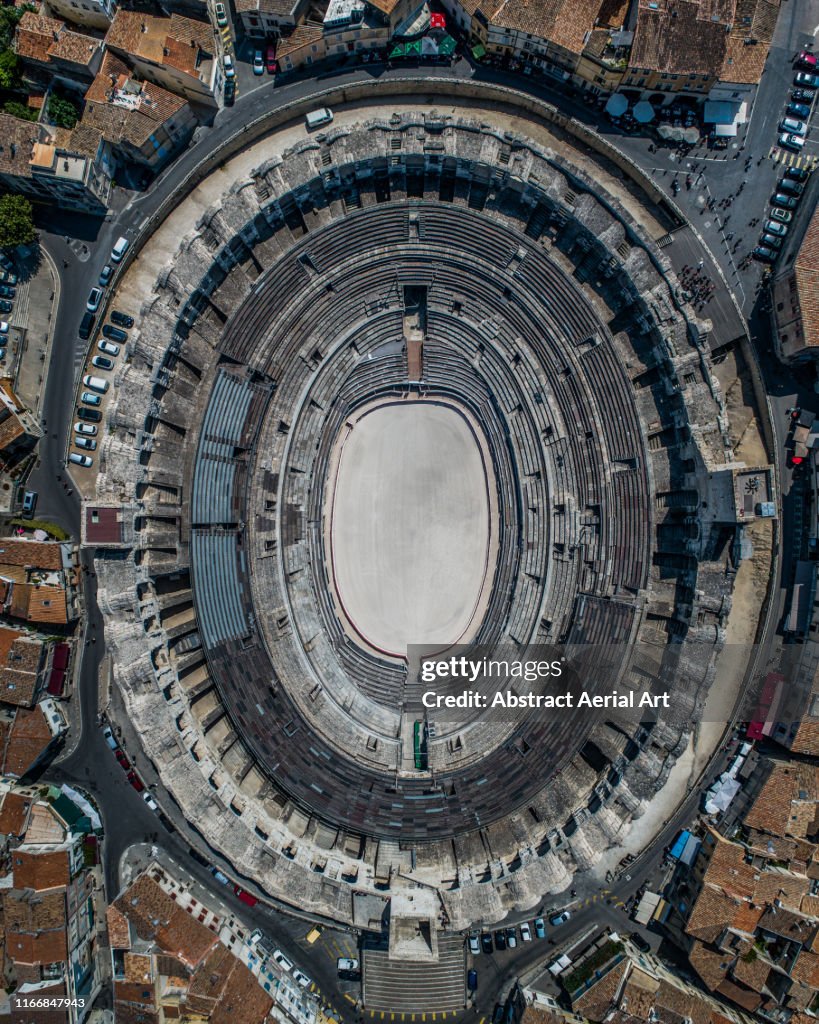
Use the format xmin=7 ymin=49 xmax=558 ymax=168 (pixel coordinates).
xmin=669 ymin=830 xmax=690 ymax=860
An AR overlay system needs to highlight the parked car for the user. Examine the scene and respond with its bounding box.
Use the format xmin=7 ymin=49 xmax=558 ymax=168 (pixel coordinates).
xmin=796 ymin=50 xmax=818 ymax=68
xmin=780 ymin=117 xmax=808 ymax=135
xmin=77 ymin=406 xmax=102 ymax=422
xmin=787 ymin=166 xmax=811 ymax=183
xmin=779 ymin=177 xmax=805 ymax=195
xmin=469 ymin=933 xmax=480 ymax=955
xmin=272 ymin=949 xmax=293 ymax=971
xmin=0 ymin=300 xmax=13 ymax=313
xmin=75 ymin=436 xmax=97 ymax=451
xmin=792 ymin=88 xmax=815 ymax=103
xmin=110 ymin=310 xmax=134 ymax=327
xmin=763 ymin=219 xmax=788 ymax=236
xmin=253 ymin=50 xmax=264 ymax=74
xmin=102 ymin=725 xmax=117 ymax=749
xmin=549 ymin=910 xmax=571 ymax=927
xmin=266 ymin=45 xmax=277 ymax=73
xmin=224 ymin=78 xmax=235 ymax=105
xmin=224 ymin=54 xmax=235 ymax=78
xmin=80 ymin=391 xmax=102 ymax=406
xmin=770 ymin=207 xmax=794 ymax=224
xmin=520 ymin=921 xmax=532 ymax=942
xmin=780 ymin=132 xmax=806 ymax=149
xmin=794 ymin=72 xmax=819 ymax=88
xmin=214 ymin=1 xmax=228 ymax=25
xmin=534 ymin=917 xmax=546 ymax=939
xmin=127 ymin=770 xmax=144 ymax=791
xmin=91 ymin=355 xmax=113 ymax=370
xmin=494 ymin=930 xmax=507 ymax=951
xmin=0 ymin=268 xmax=18 ymax=285
xmin=0 ymin=285 xmax=15 ymax=299
xmin=99 ymin=336 xmax=121 ymax=353
xmin=21 ymin=490 xmax=36 ymax=516
xmin=87 ymin=287 xmax=103 ymax=312
xmin=82 ymin=374 xmax=108 ymax=392
xmin=292 ymin=969 xmax=311 ymax=989
xmin=188 ymin=846 xmax=209 ymax=866
xmin=0 ymin=321 xmax=8 ymax=334
xmin=115 ymin=749 xmax=130 ymax=769
xmin=772 ymin=193 xmax=799 ymax=210
xmin=234 ymin=886 xmax=259 ymax=907
xmin=787 ymin=102 xmax=812 ymax=119
xmin=99 ymin=265 xmax=113 ymax=287
xmin=631 ymin=933 xmax=651 ymax=953
xmin=480 ymin=932 xmax=493 ymax=954
xmin=753 ymin=246 xmax=777 ymax=262
xmin=337 ymin=957 xmax=360 ymax=973
xmin=74 ymin=422 xmax=98 ymax=436
xmin=210 ymin=867 xmax=230 ymax=885
xmin=143 ymin=792 xmax=158 ymax=811
xmin=760 ymin=233 xmax=783 ymax=249
xmin=467 ymin=968 xmax=478 ymax=992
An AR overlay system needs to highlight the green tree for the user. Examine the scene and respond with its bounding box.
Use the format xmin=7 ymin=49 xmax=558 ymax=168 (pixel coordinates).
xmin=3 ymin=101 xmax=36 ymax=122
xmin=0 ymin=194 xmax=35 ymax=249
xmin=47 ymin=93 xmax=79 ymax=129
xmin=0 ymin=49 xmax=19 ymax=90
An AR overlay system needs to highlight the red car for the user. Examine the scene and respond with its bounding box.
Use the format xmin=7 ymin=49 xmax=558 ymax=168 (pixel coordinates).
xmin=266 ymin=45 xmax=277 ymax=74
xmin=797 ymin=50 xmax=817 ymax=68
xmin=115 ymin=749 xmax=130 ymax=770
xmin=127 ymin=771 xmax=144 ymax=792
xmin=234 ymin=886 xmax=259 ymax=907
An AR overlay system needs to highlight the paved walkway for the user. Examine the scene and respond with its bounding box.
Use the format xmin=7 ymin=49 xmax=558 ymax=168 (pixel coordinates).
xmin=13 ymin=245 xmax=59 ymax=418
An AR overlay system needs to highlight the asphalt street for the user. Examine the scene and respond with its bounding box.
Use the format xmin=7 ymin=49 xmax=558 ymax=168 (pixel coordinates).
xmin=24 ymin=0 xmax=819 ymax=1011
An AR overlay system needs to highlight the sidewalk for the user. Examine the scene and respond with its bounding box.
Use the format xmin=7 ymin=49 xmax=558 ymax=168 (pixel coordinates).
xmin=12 ymin=245 xmax=60 ymax=419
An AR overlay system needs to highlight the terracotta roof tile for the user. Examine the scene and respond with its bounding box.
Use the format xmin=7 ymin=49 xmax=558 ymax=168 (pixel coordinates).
xmin=0 ymin=790 xmax=30 ymax=835
xmin=715 ymin=978 xmax=762 ymax=1012
xmin=276 ymin=21 xmax=324 ymax=58
xmin=573 ymin=959 xmax=629 ymax=1018
xmin=0 ymin=539 xmax=64 ymax=571
xmin=9 ymin=583 xmax=69 ymax=625
xmin=731 ymin=951 xmax=770 ymax=992
xmin=721 ymin=0 xmax=780 ymax=84
xmin=1 ymin=705 xmax=54 ymax=778
xmin=689 ymin=941 xmax=728 ymax=990
xmin=630 ymin=0 xmax=733 ymax=77
xmin=107 ymin=904 xmax=132 ymax=949
xmin=12 ymin=849 xmax=70 ymax=891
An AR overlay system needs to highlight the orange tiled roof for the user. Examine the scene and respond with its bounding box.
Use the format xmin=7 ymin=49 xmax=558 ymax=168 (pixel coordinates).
xmin=1 ymin=705 xmax=55 ymax=778
xmin=0 ymin=790 xmax=30 ymax=835
xmin=9 ymin=583 xmax=69 ymax=625
xmin=629 ymin=0 xmax=733 ymax=78
xmin=12 ymin=848 xmax=70 ymax=891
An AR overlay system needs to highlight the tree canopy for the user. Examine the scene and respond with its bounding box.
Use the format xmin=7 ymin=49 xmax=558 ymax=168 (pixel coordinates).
xmin=0 ymin=194 xmax=36 ymax=249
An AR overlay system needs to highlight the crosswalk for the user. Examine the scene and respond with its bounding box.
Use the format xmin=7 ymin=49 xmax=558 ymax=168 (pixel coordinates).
xmin=768 ymin=147 xmax=819 ymax=170
xmin=364 ymin=1013 xmax=460 ymax=1020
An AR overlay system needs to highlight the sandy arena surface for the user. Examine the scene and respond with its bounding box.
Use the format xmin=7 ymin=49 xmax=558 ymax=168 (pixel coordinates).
xmin=328 ymin=401 xmax=493 ymax=655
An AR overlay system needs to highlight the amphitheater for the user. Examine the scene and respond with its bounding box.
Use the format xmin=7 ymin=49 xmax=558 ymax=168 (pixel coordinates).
xmin=90 ymin=93 xmax=768 ymax=935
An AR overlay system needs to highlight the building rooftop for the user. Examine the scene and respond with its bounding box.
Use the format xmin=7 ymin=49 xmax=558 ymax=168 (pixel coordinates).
xmin=1 ymin=704 xmax=56 ymax=778
xmin=0 ymin=627 xmax=44 ymax=707
xmin=630 ymin=0 xmax=733 ymax=78
xmin=15 ymin=11 xmax=101 ymax=68
xmin=0 ymin=790 xmax=30 ymax=836
xmin=105 ymin=11 xmax=213 ymax=77
xmin=276 ymin=21 xmax=324 ymax=57
xmin=475 ymin=0 xmax=604 ymax=55
xmin=12 ymin=848 xmax=70 ymax=891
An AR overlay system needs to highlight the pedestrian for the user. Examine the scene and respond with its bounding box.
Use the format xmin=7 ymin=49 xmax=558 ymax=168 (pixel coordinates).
xmin=698 ymin=258 xmax=704 ymax=268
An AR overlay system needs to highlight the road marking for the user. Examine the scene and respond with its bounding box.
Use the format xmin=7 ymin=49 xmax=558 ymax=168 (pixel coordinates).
xmin=344 ymin=994 xmax=356 ymax=1004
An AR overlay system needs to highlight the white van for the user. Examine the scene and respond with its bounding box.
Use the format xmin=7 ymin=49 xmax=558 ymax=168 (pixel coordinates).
xmin=82 ymin=374 xmax=109 ymax=394
xmin=305 ymin=107 xmax=333 ymax=129
xmin=111 ymin=236 xmax=130 ymax=262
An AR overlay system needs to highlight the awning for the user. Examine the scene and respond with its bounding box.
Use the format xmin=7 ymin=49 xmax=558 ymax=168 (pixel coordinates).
xmin=714 ymin=123 xmax=737 ymax=137
xmin=389 ymin=43 xmax=406 ymax=57
xmin=683 ymin=126 xmax=701 ymax=143
xmin=658 ymin=124 xmax=685 ymax=141
xmin=471 ymin=43 xmax=486 ymax=59
xmin=605 ymin=93 xmax=628 ymax=117
xmin=633 ymin=100 xmax=655 ymax=123
xmin=437 ymin=34 xmax=456 ymax=56
xmin=405 ymin=39 xmax=422 ymax=54
xmin=421 ymin=36 xmax=438 ymax=54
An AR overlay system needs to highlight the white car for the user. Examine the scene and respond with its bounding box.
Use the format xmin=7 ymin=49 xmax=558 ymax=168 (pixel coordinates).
xmin=253 ymin=51 xmax=264 ymax=75
xmin=763 ymin=219 xmax=788 ymax=237
xmin=0 ymin=321 xmax=8 ymax=335
xmin=98 ymin=339 xmax=120 ymax=356
xmin=143 ymin=792 xmax=158 ymax=811
xmin=468 ymin=933 xmax=480 ymax=955
xmin=272 ymin=949 xmax=293 ymax=972
xmin=780 ymin=117 xmax=808 ymax=136
xmin=214 ymin=1 xmax=228 ymax=25
xmin=74 ymin=422 xmax=98 ymax=436
xmin=224 ymin=54 xmax=235 ymax=78
xmin=75 ymin=436 xmax=97 ymax=451
xmin=779 ymin=132 xmax=805 ymax=150
xmin=69 ymin=452 xmax=93 ymax=467
xmin=87 ymin=287 xmax=103 ymax=312
xmin=520 ymin=921 xmax=532 ymax=942
xmin=292 ymin=969 xmax=312 ymax=989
